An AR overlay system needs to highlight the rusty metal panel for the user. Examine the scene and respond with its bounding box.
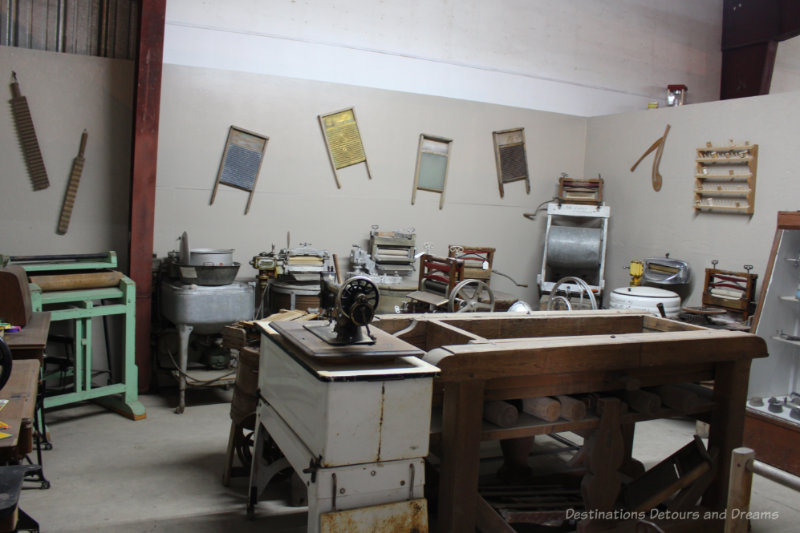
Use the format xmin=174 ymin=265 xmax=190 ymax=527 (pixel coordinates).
xmin=46 ymin=0 xmax=60 ymax=51
xmin=113 ymin=0 xmax=131 ymax=59
xmin=6 ymin=0 xmax=135 ymax=58
xmin=87 ymin=0 xmax=100 ymax=56
xmin=30 ymin=0 xmax=46 ymax=49
xmin=127 ymin=0 xmax=137 ymax=59
xmin=126 ymin=2 xmax=139 ymax=60
xmin=16 ymin=0 xmax=33 ymax=48
xmin=65 ymin=0 xmax=95 ymax=55
xmin=1 ymin=0 xmax=12 ymax=46
xmin=320 ymin=499 xmax=428 ymax=533
xmin=62 ymin=0 xmax=76 ymax=53
xmin=113 ymin=0 xmax=129 ymax=59
xmin=99 ymin=0 xmax=113 ymax=57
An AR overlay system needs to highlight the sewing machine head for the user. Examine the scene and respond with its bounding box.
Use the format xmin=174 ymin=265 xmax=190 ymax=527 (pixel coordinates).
xmin=310 ymin=276 xmax=381 ymax=346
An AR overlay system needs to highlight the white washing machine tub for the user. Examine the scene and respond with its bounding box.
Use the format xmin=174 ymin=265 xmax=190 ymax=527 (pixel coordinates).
xmin=609 ymin=286 xmax=681 ymax=318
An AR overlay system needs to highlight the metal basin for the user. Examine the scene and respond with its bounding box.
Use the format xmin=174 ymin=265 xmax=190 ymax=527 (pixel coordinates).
xmin=177 ymin=263 xmax=240 ymax=286
xmin=161 ymin=280 xmax=254 ymax=334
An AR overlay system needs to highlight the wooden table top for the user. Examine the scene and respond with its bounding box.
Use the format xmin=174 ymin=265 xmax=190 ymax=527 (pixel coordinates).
xmin=3 ymin=312 xmax=50 ymax=362
xmin=0 ymin=359 xmax=40 ymax=457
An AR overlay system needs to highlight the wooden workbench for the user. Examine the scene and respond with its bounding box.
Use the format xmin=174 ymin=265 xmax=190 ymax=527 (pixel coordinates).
xmin=0 ymin=359 xmax=40 ymax=463
xmin=375 ymin=310 xmax=768 ymax=533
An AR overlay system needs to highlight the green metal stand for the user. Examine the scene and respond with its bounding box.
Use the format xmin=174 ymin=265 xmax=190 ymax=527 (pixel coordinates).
xmin=3 ymin=252 xmax=145 ymax=420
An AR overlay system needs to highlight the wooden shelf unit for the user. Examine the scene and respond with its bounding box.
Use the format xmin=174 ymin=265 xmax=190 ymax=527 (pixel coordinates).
xmin=694 ymin=143 xmax=758 ymax=214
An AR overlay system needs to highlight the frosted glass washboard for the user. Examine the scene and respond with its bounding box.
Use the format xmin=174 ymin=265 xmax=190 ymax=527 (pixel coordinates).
xmin=411 ymin=134 xmax=452 ymax=210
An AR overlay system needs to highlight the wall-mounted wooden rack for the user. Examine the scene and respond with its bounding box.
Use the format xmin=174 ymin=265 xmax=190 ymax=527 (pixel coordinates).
xmin=694 ymin=142 xmax=758 ymax=215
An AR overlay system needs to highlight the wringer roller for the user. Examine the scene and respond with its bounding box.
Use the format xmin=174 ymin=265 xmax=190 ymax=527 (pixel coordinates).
xmin=538 ymin=203 xmax=610 ymax=305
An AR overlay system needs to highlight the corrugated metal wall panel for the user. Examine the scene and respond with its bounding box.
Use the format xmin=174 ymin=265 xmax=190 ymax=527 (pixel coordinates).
xmin=1 ymin=0 xmax=138 ymax=59
xmin=0 ymin=0 xmax=11 ymax=46
xmin=16 ymin=0 xmax=33 ymax=48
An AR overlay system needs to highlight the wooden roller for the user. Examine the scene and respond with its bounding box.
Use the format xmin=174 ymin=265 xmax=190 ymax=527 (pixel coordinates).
xmin=653 ymin=384 xmax=700 ymax=413
xmin=483 ymin=400 xmax=519 ymax=428
xmin=29 ymin=271 xmax=123 ymax=292
xmin=675 ymin=382 xmax=714 ymax=401
xmin=522 ymin=396 xmax=561 ymax=422
xmin=556 ymin=395 xmax=587 ymax=421
xmin=623 ymin=389 xmax=661 ymax=415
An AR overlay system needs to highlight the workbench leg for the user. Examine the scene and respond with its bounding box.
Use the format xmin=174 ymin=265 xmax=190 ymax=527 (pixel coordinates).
xmin=704 ymin=360 xmax=752 ymax=510
xmin=175 ymin=324 xmax=192 ymax=414
xmin=438 ymin=380 xmax=485 ymax=533
xmin=579 ymin=397 xmax=623 ymax=531
xmin=619 ymin=422 xmax=645 ymax=479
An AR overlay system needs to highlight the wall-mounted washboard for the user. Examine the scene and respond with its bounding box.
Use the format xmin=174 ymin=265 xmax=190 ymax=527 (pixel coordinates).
xmin=411 ymin=134 xmax=452 ymax=210
xmin=210 ymin=126 xmax=268 ymax=215
xmin=493 ymin=128 xmax=530 ymax=198
xmin=318 ymin=107 xmax=372 ymax=188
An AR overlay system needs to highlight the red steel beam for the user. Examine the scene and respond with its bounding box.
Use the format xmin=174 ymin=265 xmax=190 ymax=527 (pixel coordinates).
xmin=129 ymin=0 xmax=166 ymax=392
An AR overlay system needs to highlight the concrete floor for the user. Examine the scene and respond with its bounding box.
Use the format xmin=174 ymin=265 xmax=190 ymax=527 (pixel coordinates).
xmin=18 ymin=389 xmax=800 ymax=532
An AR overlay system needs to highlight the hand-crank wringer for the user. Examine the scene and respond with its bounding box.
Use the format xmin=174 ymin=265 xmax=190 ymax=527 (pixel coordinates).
xmin=247 ymin=276 xmax=438 ymax=532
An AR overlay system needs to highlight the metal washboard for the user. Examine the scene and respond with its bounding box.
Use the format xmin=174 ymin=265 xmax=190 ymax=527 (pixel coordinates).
xmin=493 ymin=128 xmax=531 ymax=198
xmin=318 ymin=107 xmax=372 ymax=188
xmin=210 ymin=126 xmax=268 ymax=215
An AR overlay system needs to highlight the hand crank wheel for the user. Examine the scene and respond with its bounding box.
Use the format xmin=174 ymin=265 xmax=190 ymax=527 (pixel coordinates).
xmin=336 ymin=276 xmax=380 ymax=325
xmin=448 ymin=279 xmax=495 ymax=313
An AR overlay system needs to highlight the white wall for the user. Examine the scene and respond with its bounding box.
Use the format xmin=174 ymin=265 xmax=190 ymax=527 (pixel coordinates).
xmin=0 ymin=46 xmax=134 ymax=378
xmin=584 ymin=90 xmax=800 ymax=305
xmin=153 ymin=64 xmax=588 ymax=302
xmin=771 ymin=35 xmax=800 ymax=94
xmin=164 ymin=0 xmax=723 ymax=116
xmin=0 ymin=46 xmax=133 ymax=266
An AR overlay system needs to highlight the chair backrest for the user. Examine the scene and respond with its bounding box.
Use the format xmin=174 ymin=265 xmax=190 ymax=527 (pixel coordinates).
xmin=448 ymin=245 xmax=495 ymax=284
xmin=417 ymin=254 xmax=464 ymax=295
xmin=0 ymin=265 xmax=32 ymax=327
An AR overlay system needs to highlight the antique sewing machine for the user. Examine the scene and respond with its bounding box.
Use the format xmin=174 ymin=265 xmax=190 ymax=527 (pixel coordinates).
xmin=247 ymin=276 xmax=438 ymax=532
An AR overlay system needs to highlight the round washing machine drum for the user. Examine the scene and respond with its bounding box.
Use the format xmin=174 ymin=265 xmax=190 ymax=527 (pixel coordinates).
xmin=609 ymin=286 xmax=681 ymax=318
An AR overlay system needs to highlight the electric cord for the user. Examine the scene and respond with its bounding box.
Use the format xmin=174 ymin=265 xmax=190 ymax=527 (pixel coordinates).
xmin=165 ymin=349 xmax=236 ymax=386
xmin=522 ymin=197 xmax=558 ymax=220
xmin=492 ymin=269 xmax=529 ymax=287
